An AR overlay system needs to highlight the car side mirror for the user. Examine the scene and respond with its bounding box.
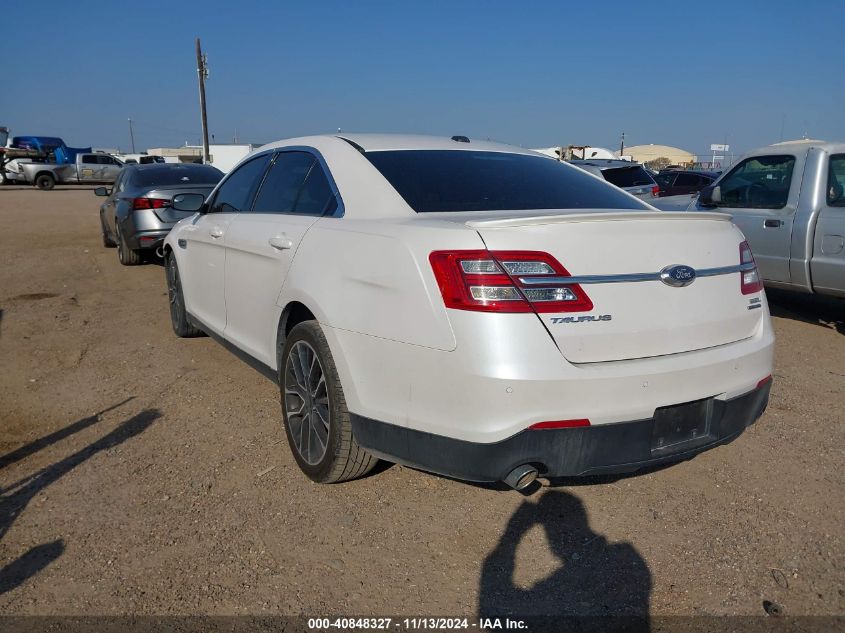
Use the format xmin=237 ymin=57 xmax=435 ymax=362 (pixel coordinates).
xmin=171 ymin=192 xmax=206 ymax=212
xmin=699 ymin=184 xmax=721 ymax=207
xmin=94 ymin=186 xmax=110 ymax=197
xmin=711 ymin=185 xmax=721 ymax=204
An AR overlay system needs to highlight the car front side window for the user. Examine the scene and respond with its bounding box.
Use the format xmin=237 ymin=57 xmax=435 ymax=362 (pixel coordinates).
xmin=113 ymin=172 xmax=127 ymax=195
xmin=209 ymin=154 xmax=271 ymax=214
xmin=717 ymin=155 xmax=795 ymax=209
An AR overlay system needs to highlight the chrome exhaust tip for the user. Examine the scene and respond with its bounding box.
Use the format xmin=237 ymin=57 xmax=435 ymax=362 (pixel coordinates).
xmin=155 ymin=246 xmax=165 ymax=258
xmin=503 ymin=464 xmax=539 ymax=490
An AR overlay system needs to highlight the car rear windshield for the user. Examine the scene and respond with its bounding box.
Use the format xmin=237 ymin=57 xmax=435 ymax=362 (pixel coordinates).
xmin=132 ymin=165 xmax=223 ymax=188
xmin=363 ymin=150 xmax=649 ymax=213
xmin=600 ymin=166 xmax=656 ymax=188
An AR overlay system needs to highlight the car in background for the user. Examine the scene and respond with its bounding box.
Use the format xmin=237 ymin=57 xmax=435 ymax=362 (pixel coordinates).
xmin=568 ymin=159 xmax=659 ymax=200
xmin=14 ymin=152 xmax=122 ymax=190
xmin=654 ymin=140 xmax=845 ymax=299
xmin=120 ymin=154 xmax=166 ymax=165
xmin=655 ymin=170 xmax=719 ymax=197
xmin=162 ymin=134 xmax=773 ymax=489
xmin=96 ymin=163 xmax=223 ymax=265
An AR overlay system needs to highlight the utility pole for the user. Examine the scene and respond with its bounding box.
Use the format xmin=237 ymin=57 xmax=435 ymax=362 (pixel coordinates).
xmin=619 ymin=132 xmax=625 ymax=158
xmin=127 ymin=118 xmax=136 ymax=153
xmin=195 ymin=38 xmax=210 ymax=164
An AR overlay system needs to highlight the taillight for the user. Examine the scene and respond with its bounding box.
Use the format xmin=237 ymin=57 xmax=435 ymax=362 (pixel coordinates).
xmin=429 ymin=250 xmax=593 ymax=313
xmin=132 ymin=197 xmax=170 ymax=210
xmin=651 ymin=185 xmax=660 ymax=197
xmin=739 ymin=241 xmax=763 ymax=294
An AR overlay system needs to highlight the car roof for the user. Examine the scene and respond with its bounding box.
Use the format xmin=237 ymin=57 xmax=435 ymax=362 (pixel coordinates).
xmin=256 ymin=133 xmax=538 ymax=156
xmin=745 ymin=140 xmax=845 ymax=156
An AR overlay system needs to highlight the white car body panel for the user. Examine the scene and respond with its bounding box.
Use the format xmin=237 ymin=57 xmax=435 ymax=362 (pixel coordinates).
xmin=224 ymin=212 xmax=319 ymax=365
xmin=164 ymin=133 xmax=775 ymax=481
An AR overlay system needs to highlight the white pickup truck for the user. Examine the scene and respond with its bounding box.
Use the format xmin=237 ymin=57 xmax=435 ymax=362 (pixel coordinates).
xmin=656 ymin=140 xmax=845 ymax=299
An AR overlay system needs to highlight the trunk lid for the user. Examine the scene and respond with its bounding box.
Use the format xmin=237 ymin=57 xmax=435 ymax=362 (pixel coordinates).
xmin=469 ymin=210 xmax=762 ymax=363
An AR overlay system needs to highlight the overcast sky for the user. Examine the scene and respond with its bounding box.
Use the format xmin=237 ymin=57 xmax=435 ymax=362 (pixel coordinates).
xmin=3 ymin=1 xmax=842 ymax=157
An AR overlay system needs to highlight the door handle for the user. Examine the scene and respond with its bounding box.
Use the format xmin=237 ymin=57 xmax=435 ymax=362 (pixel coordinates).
xmin=764 ymin=219 xmax=783 ymax=228
xmin=268 ymin=235 xmax=294 ymax=250
xmin=209 ymin=226 xmax=224 ymax=238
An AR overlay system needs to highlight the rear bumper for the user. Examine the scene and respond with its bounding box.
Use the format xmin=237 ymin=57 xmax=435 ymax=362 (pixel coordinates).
xmin=121 ymin=208 xmax=177 ymax=249
xmin=128 ymin=230 xmax=170 ymax=250
xmin=351 ymin=380 xmax=771 ymax=482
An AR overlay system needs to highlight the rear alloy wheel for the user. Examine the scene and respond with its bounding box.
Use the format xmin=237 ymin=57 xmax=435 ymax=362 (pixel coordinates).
xmin=35 ymin=174 xmax=55 ymax=191
xmin=115 ymin=221 xmax=141 ymax=266
xmin=165 ymin=252 xmax=203 ymax=338
xmin=281 ymin=321 xmax=377 ymax=483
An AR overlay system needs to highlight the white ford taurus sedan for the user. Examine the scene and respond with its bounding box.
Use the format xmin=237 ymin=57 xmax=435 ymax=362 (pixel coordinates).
xmin=163 ymin=134 xmax=774 ymax=489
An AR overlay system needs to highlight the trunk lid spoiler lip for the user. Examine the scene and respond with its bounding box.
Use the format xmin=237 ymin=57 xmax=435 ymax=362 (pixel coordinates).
xmin=465 ymin=210 xmax=732 ymax=229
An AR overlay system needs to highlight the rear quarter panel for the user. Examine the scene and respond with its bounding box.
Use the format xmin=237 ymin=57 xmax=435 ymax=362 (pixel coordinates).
xmin=278 ymin=217 xmax=487 ymax=352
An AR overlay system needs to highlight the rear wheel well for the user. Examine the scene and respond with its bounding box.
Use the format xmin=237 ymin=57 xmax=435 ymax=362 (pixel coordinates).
xmin=277 ymin=301 xmax=317 ymax=364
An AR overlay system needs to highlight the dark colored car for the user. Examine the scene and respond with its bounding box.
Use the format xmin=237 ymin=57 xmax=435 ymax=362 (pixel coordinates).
xmin=96 ymin=163 xmax=223 ymax=265
xmin=568 ymin=159 xmax=659 ymax=200
xmin=654 ymin=170 xmax=719 ymax=197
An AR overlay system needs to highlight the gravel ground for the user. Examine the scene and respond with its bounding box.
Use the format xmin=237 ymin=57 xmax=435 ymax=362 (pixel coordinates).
xmin=0 ymin=187 xmax=843 ymax=621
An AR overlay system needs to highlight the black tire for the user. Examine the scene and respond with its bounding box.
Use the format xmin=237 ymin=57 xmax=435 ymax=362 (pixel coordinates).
xmin=280 ymin=321 xmax=377 ymax=483
xmin=165 ymin=252 xmax=204 ymax=338
xmin=35 ymin=174 xmax=55 ymax=191
xmin=101 ymin=217 xmax=116 ymax=248
xmin=115 ymin=221 xmax=141 ymax=266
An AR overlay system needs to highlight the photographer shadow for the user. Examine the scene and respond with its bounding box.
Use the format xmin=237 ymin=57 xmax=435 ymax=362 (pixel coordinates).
xmin=479 ymin=490 xmax=651 ymax=629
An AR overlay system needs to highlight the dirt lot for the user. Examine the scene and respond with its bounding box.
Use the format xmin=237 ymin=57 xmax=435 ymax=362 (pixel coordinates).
xmin=0 ymin=187 xmax=843 ymax=621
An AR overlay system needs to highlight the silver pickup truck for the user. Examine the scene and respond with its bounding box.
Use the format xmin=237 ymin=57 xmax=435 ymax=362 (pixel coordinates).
xmin=654 ymin=140 xmax=845 ymax=299
xmin=16 ymin=152 xmax=123 ymax=190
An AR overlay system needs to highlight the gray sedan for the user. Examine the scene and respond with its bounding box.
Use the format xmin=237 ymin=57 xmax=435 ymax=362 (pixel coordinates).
xmin=97 ymin=163 xmax=223 ymax=265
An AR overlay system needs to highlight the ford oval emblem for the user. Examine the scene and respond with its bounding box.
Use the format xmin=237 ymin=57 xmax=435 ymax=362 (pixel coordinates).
xmin=660 ymin=264 xmax=696 ymax=287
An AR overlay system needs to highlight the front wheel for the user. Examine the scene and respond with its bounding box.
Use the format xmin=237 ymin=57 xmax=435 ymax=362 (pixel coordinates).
xmin=280 ymin=321 xmax=377 ymax=483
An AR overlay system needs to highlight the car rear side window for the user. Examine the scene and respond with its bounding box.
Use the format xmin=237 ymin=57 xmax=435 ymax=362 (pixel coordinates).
xmin=294 ymin=162 xmax=336 ymax=215
xmin=363 ymin=150 xmax=648 ymax=213
xmin=210 ymin=154 xmax=271 ymax=213
xmin=718 ymin=155 xmax=795 ymax=209
xmin=828 ymin=154 xmax=845 ymax=207
xmin=253 ymin=151 xmax=336 ymax=215
xmin=82 ymin=155 xmax=98 ymax=164
xmin=252 ymin=152 xmax=313 ymax=214
xmin=601 ymin=165 xmax=655 ymax=188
